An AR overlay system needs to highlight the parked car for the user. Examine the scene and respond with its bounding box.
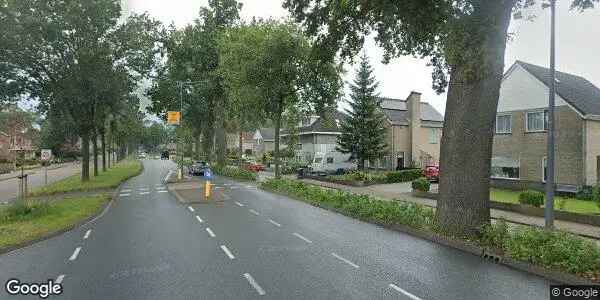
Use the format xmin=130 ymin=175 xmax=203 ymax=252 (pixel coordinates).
xmin=245 ymin=163 xmax=265 ymax=172
xmin=161 ymin=151 xmax=169 ymax=160
xmin=138 ymin=152 xmax=147 ymax=159
xmin=308 ymin=151 xmax=356 ymax=175
xmin=189 ymin=161 xmax=210 ymax=176
xmin=423 ymin=165 xmax=439 ymax=182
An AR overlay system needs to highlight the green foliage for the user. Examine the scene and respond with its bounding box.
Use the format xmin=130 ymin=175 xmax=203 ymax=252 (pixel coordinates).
xmin=337 ymin=54 xmax=387 ymax=169
xmin=212 ymin=165 xmax=257 ymax=181
xmin=480 ymin=220 xmax=510 ymax=250
xmin=1 ymin=201 xmax=52 ymax=224
xmin=411 ymin=178 xmax=431 ymax=192
xmin=386 ymin=169 xmax=423 ymax=183
xmin=518 ymin=190 xmax=545 ymax=207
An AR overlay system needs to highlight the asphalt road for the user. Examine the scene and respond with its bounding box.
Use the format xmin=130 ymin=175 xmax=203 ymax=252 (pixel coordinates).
xmin=0 ymin=163 xmax=84 ymax=204
xmin=0 ymin=159 xmax=553 ymax=299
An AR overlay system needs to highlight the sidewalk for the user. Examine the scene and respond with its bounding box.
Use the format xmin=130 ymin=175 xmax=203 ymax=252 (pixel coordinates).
xmin=299 ymin=178 xmax=600 ymax=240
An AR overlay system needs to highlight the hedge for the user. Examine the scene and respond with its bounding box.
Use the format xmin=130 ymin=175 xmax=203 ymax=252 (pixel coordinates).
xmin=212 ymin=165 xmax=257 ymax=181
xmin=328 ymin=169 xmax=423 ymax=185
xmin=411 ymin=177 xmax=431 ymax=192
xmin=518 ymin=190 xmax=545 ymax=207
xmin=262 ymin=178 xmax=600 ymax=283
xmin=386 ymin=169 xmax=423 ymax=183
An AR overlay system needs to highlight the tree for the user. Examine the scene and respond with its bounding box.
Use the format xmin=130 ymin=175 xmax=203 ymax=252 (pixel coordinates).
xmin=219 ymin=22 xmax=342 ymax=178
xmin=337 ymin=54 xmax=387 ymax=170
xmin=284 ymin=0 xmax=599 ymax=235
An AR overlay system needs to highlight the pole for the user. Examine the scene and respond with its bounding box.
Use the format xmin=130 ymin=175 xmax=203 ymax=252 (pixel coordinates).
xmin=44 ymin=164 xmax=48 ymax=185
xmin=178 ymin=81 xmax=183 ymax=180
xmin=545 ymin=0 xmax=556 ymax=229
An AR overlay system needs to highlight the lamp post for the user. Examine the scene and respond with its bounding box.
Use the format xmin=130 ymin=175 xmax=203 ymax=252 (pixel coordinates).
xmin=544 ymin=0 xmax=557 ymax=229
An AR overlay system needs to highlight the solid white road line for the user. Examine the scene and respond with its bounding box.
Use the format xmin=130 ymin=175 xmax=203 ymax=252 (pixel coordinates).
xmin=157 ymin=190 xmax=168 ymax=193
xmin=331 ymin=253 xmax=359 ymax=269
xmin=195 ymin=216 xmax=204 ymax=223
xmin=249 ymin=209 xmax=260 ymax=216
xmin=220 ymin=245 xmax=235 ymax=259
xmin=139 ymin=191 xmax=150 ymax=195
xmin=188 ymin=206 xmax=195 ymax=212
xmin=243 ymin=273 xmax=266 ymax=296
xmin=119 ymin=193 xmax=131 ymax=197
xmin=55 ymin=275 xmax=65 ymax=284
xmin=235 ymin=201 xmax=244 ymax=207
xmin=121 ymin=189 xmax=132 ymax=193
xmin=206 ymin=227 xmax=216 ymax=238
xmin=268 ymin=219 xmax=281 ymax=227
xmin=69 ymin=247 xmax=82 ymax=261
xmin=293 ymin=233 xmax=312 ymax=244
xmin=389 ymin=284 xmax=423 ymax=300
xmin=83 ymin=230 xmax=91 ymax=240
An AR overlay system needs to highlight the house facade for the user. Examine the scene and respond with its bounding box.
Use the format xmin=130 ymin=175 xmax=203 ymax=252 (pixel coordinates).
xmin=491 ymin=60 xmax=600 ymax=191
xmin=226 ymin=132 xmax=255 ymax=155
xmin=252 ymin=128 xmax=275 ymax=157
xmin=378 ymin=91 xmax=444 ymax=170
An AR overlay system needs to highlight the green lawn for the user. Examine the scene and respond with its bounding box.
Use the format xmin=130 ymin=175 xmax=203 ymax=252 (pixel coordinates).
xmin=0 ymin=195 xmax=109 ymax=250
xmin=30 ymin=160 xmax=142 ymax=196
xmin=490 ymin=188 xmax=600 ymax=215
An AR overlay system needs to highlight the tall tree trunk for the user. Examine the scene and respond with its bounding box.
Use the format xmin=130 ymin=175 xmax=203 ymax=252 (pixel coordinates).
xmin=437 ymin=1 xmax=514 ymax=236
xmin=81 ymin=131 xmax=90 ymax=182
xmin=274 ymin=100 xmax=283 ymax=178
xmin=238 ymin=131 xmax=243 ymax=167
xmin=107 ymin=133 xmax=111 ymax=168
xmin=101 ymin=130 xmax=107 ymax=172
xmin=202 ymin=127 xmax=214 ymax=162
xmin=216 ymin=126 xmax=226 ymax=167
xmin=92 ymin=133 xmax=99 ymax=177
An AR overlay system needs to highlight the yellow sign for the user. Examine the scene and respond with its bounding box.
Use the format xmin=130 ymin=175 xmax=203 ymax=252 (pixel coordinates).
xmin=167 ymin=111 xmax=181 ymax=125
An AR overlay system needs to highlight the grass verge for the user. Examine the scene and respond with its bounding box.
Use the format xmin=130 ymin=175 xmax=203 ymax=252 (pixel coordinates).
xmin=491 ymin=188 xmax=600 ymax=215
xmin=30 ymin=160 xmax=142 ymax=196
xmin=262 ymin=178 xmax=600 ymax=283
xmin=0 ymin=195 xmax=109 ymax=250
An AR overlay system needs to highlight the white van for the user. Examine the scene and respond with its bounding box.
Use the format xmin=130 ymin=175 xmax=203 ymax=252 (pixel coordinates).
xmin=309 ymin=151 xmax=356 ymax=174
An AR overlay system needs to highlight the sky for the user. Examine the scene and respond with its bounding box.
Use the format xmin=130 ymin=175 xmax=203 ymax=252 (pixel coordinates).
xmin=124 ymin=0 xmax=600 ymax=115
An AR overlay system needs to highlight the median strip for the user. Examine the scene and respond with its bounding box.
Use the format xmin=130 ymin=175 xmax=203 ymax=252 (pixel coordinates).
xmin=220 ymin=245 xmax=235 ymax=259
xmin=243 ymin=273 xmax=266 ymax=296
xmin=389 ymin=284 xmax=422 ymax=300
xmin=331 ymin=252 xmax=359 ymax=269
xmin=69 ymin=247 xmax=82 ymax=261
xmin=293 ymin=232 xmax=312 ymax=244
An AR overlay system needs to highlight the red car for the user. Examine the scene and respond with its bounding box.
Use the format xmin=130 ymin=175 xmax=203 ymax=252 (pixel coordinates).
xmin=423 ymin=165 xmax=439 ymax=182
xmin=245 ymin=163 xmax=265 ymax=172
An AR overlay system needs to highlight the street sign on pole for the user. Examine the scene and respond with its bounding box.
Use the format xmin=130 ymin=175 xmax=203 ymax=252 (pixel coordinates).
xmin=167 ymin=111 xmax=181 ymax=125
xmin=41 ymin=149 xmax=52 ymax=161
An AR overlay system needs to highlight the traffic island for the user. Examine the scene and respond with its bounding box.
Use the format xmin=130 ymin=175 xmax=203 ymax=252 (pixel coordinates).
xmin=166 ymin=177 xmax=226 ymax=204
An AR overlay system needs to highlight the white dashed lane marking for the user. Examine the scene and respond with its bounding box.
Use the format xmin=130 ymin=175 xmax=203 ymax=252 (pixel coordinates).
xmin=119 ymin=193 xmax=131 ymax=197
xmin=220 ymin=245 xmax=235 ymax=259
xmin=235 ymin=201 xmax=244 ymax=207
xmin=55 ymin=275 xmax=65 ymax=284
xmin=69 ymin=247 xmax=82 ymax=261
xmin=188 ymin=206 xmax=195 ymax=212
xmin=293 ymin=233 xmax=312 ymax=244
xmin=268 ymin=219 xmax=281 ymax=227
xmin=331 ymin=253 xmax=359 ymax=269
xmin=249 ymin=209 xmax=260 ymax=216
xmin=244 ymin=273 xmax=266 ymax=296
xmin=389 ymin=284 xmax=423 ymax=300
xmin=206 ymin=227 xmax=216 ymax=238
xmin=139 ymin=191 xmax=150 ymax=195
xmin=196 ymin=216 xmax=204 ymax=223
xmin=83 ymin=230 xmax=91 ymax=239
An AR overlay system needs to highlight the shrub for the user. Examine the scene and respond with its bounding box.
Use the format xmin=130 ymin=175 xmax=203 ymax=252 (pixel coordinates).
xmin=1 ymin=201 xmax=52 ymax=223
xmin=212 ymin=165 xmax=257 ymax=181
xmin=576 ymin=185 xmax=595 ymax=201
xmin=411 ymin=177 xmax=430 ymax=192
xmin=386 ymin=169 xmax=423 ymax=183
xmin=480 ymin=220 xmax=509 ymax=250
xmin=592 ymin=185 xmax=600 ymax=209
xmin=518 ymin=190 xmax=545 ymax=207
xmin=329 ymin=171 xmax=387 ymax=184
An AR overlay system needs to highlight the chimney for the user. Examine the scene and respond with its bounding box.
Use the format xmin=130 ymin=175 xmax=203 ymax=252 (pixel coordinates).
xmin=407 ymin=91 xmax=422 ymax=167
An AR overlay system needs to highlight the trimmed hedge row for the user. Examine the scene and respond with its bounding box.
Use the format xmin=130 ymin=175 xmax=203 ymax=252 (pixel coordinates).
xmin=328 ymin=169 xmax=423 ymax=185
xmin=262 ymin=178 xmax=600 ymax=283
xmin=212 ymin=165 xmax=257 ymax=181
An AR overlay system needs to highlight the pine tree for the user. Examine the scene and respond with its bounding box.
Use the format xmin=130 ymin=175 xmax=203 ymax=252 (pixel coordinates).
xmin=337 ymin=54 xmax=387 ymax=170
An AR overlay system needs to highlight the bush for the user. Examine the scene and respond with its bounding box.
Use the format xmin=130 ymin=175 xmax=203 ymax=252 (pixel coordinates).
xmin=328 ymin=171 xmax=387 ymax=184
xmin=411 ymin=177 xmax=430 ymax=192
xmin=1 ymin=201 xmax=52 ymax=223
xmin=212 ymin=165 xmax=257 ymax=181
xmin=480 ymin=220 xmax=509 ymax=250
xmin=518 ymin=190 xmax=545 ymax=207
xmin=386 ymin=169 xmax=423 ymax=183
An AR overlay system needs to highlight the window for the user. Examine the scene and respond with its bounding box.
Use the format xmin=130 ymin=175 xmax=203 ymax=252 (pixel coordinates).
xmin=496 ymin=115 xmax=512 ymax=134
xmin=429 ymin=128 xmax=439 ymax=144
xmin=526 ymin=110 xmax=548 ymax=132
xmin=491 ymin=157 xmax=520 ymax=179
xmin=542 ymin=157 xmax=547 ymax=182
xmin=326 ymin=157 xmax=334 ymax=164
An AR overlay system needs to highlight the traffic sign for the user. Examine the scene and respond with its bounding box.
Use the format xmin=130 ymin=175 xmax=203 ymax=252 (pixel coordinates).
xmin=41 ymin=149 xmax=52 ymax=161
xmin=167 ymin=111 xmax=181 ymax=125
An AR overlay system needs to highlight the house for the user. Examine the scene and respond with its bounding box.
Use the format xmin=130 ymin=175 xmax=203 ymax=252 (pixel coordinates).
xmin=252 ymin=128 xmax=275 ymax=157
xmin=226 ymin=132 xmax=255 ymax=155
xmin=379 ymin=91 xmax=444 ymax=169
xmin=0 ymin=131 xmax=10 ymax=161
xmin=281 ymin=110 xmax=347 ymax=162
xmin=491 ymin=60 xmax=600 ymax=191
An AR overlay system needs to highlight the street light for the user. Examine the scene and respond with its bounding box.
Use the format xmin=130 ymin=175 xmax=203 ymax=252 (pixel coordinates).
xmin=544 ymin=0 xmax=557 ymax=229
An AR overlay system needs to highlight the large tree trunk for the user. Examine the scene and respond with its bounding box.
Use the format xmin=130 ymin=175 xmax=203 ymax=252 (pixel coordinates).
xmin=437 ymin=1 xmax=515 ymax=236
xmin=238 ymin=131 xmax=243 ymax=167
xmin=274 ymin=100 xmax=283 ymax=178
xmin=81 ymin=131 xmax=90 ymax=182
xmin=216 ymin=126 xmax=226 ymax=166
xmin=92 ymin=133 xmax=99 ymax=177
xmin=101 ymin=130 xmax=107 ymax=172
xmin=202 ymin=127 xmax=214 ymax=162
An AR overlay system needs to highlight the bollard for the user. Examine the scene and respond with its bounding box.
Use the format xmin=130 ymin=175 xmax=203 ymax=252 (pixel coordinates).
xmin=205 ymin=180 xmax=211 ymax=199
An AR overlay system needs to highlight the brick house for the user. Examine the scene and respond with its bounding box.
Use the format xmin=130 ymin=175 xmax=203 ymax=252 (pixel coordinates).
xmin=491 ymin=60 xmax=600 ymax=191
xmin=226 ymin=132 xmax=255 ymax=155
xmin=378 ymin=91 xmax=444 ymax=169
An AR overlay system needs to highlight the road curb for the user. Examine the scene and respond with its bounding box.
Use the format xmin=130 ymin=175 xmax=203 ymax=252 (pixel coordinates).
xmin=259 ymin=185 xmax=598 ymax=285
xmin=0 ymin=161 xmax=144 ymax=256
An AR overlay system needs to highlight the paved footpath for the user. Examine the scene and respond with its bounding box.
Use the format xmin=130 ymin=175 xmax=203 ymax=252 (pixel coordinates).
xmin=0 ymin=159 xmax=553 ymax=299
xmin=299 ymin=178 xmax=600 ymax=240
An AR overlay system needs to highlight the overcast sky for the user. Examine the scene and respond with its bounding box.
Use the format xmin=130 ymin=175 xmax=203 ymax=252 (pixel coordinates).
xmin=125 ymin=0 xmax=600 ymax=115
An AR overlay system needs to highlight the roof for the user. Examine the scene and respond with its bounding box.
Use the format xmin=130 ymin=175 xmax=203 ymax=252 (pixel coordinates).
xmin=298 ymin=110 xmax=347 ymax=134
xmin=516 ymin=60 xmax=600 ymax=116
xmin=378 ymin=97 xmax=444 ymax=123
xmin=256 ymin=127 xmax=275 ymax=141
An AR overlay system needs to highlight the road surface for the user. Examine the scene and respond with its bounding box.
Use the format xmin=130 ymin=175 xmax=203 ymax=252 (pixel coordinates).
xmin=0 ymin=159 xmax=552 ymax=299
xmin=0 ymin=163 xmax=84 ymax=204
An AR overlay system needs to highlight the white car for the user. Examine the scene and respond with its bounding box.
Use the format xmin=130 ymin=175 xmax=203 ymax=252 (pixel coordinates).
xmin=309 ymin=151 xmax=356 ymax=174
xmin=138 ymin=153 xmax=147 ymax=159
